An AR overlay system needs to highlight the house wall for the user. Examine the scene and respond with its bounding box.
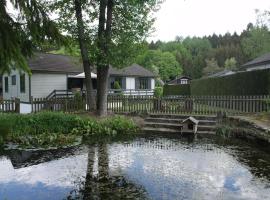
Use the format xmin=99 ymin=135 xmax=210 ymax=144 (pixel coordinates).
xmin=151 ymin=78 xmax=155 ymax=89
xmin=2 ymin=69 xmax=30 ymax=102
xmin=31 ymin=73 xmax=67 ymax=98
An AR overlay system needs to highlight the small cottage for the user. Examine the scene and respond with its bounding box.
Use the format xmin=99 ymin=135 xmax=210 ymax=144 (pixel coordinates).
xmin=182 ymin=117 xmax=199 ymax=134
xmin=167 ymin=76 xmax=191 ymax=85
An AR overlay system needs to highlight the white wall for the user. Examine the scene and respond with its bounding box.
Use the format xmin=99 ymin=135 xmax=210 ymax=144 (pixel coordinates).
xmin=31 ymin=73 xmax=67 ymax=98
xmin=151 ymin=78 xmax=155 ymax=90
xmin=2 ymin=69 xmax=30 ymax=102
xmin=20 ymin=103 xmax=32 ymax=114
xmin=126 ymin=77 xmax=135 ymax=90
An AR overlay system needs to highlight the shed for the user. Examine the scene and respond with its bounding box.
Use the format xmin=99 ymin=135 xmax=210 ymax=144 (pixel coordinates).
xmin=182 ymin=117 xmax=199 ymax=134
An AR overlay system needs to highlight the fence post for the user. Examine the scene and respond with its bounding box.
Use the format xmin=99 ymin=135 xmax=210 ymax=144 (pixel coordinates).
xmin=15 ymin=98 xmax=20 ymax=113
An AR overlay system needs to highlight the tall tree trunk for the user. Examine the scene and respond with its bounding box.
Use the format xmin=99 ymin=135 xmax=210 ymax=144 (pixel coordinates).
xmin=74 ymin=0 xmax=96 ymax=111
xmin=96 ymin=0 xmax=113 ymax=116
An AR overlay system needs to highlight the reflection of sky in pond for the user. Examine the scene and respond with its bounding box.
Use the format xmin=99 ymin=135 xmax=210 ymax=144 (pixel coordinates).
xmin=108 ymin=138 xmax=270 ymax=200
xmin=0 ymin=151 xmax=88 ymax=200
xmin=0 ymin=136 xmax=270 ymax=200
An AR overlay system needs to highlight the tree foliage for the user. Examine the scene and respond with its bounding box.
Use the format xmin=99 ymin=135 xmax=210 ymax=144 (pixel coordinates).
xmin=0 ymin=0 xmax=65 ymax=74
xmin=224 ymin=57 xmax=237 ymax=70
xmin=136 ymin=50 xmax=182 ymax=81
xmin=203 ymin=58 xmax=221 ymax=76
xmin=241 ymin=26 xmax=270 ymax=59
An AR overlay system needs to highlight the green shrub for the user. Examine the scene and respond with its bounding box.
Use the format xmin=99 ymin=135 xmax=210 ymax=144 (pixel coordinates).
xmin=0 ymin=112 xmax=138 ymax=148
xmin=113 ymin=81 xmax=121 ymax=89
xmin=0 ymin=118 xmax=12 ymax=146
xmin=102 ymin=116 xmax=138 ymax=135
xmin=154 ymin=87 xmax=163 ymax=98
xmin=71 ymin=116 xmax=138 ymax=137
xmin=74 ymin=92 xmax=84 ymax=110
xmin=191 ymin=69 xmax=270 ymax=95
xmin=163 ymin=84 xmax=190 ymax=96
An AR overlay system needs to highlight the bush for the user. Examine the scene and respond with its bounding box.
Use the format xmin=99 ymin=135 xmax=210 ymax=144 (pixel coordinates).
xmin=154 ymin=87 xmax=163 ymax=98
xmin=71 ymin=116 xmax=138 ymax=137
xmin=163 ymin=84 xmax=190 ymax=96
xmin=0 ymin=118 xmax=11 ymax=146
xmin=0 ymin=112 xmax=138 ymax=148
xmin=191 ymin=69 xmax=270 ymax=95
xmin=113 ymin=81 xmax=121 ymax=89
xmin=74 ymin=92 xmax=84 ymax=110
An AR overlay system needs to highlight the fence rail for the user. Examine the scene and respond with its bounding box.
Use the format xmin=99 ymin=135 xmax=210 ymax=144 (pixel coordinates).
xmin=108 ymin=95 xmax=270 ymax=115
xmin=31 ymin=97 xmax=87 ymax=113
xmin=2 ymin=95 xmax=270 ymax=115
xmin=0 ymin=98 xmax=19 ymax=113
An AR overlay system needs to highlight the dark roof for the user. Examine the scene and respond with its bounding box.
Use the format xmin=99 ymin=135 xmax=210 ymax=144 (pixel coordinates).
xmin=167 ymin=76 xmax=191 ymax=84
xmin=207 ymin=69 xmax=235 ymax=78
xmin=109 ymin=64 xmax=155 ymax=77
xmin=28 ymin=53 xmax=83 ymax=74
xmin=242 ymin=52 xmax=270 ymax=68
xmin=28 ymin=53 xmax=155 ymax=77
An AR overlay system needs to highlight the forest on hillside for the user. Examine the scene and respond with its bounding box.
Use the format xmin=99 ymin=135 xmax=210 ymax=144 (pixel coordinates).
xmin=47 ymin=10 xmax=270 ymax=83
xmin=136 ymin=11 xmax=270 ymax=82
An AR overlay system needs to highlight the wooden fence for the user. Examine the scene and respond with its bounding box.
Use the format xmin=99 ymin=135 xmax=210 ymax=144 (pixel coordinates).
xmin=31 ymin=97 xmax=87 ymax=113
xmin=107 ymin=95 xmax=270 ymax=115
xmin=0 ymin=98 xmax=20 ymax=113
xmin=3 ymin=95 xmax=269 ymax=115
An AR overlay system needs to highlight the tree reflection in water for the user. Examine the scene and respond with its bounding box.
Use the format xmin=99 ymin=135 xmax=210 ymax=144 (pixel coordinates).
xmin=81 ymin=143 xmax=148 ymax=200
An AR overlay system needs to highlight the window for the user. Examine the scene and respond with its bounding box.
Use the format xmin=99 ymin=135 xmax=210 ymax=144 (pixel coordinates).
xmin=11 ymin=75 xmax=16 ymax=85
xmin=139 ymin=78 xmax=149 ymax=89
xmin=180 ymin=79 xmax=188 ymax=85
xmin=20 ymin=74 xmax=26 ymax=93
xmin=4 ymin=77 xmax=8 ymax=93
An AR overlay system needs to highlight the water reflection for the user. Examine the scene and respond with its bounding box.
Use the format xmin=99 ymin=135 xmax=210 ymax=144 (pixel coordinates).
xmin=0 ymin=135 xmax=270 ymax=200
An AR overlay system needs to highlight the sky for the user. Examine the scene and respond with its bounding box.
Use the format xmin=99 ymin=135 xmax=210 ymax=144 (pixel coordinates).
xmin=150 ymin=0 xmax=270 ymax=41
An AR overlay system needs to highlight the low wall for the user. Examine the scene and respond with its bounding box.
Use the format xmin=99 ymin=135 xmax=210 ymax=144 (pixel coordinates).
xmin=20 ymin=103 xmax=32 ymax=114
xmin=217 ymin=116 xmax=270 ymax=144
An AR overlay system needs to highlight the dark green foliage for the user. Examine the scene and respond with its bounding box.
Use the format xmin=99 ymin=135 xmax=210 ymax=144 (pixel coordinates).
xmin=0 ymin=118 xmax=12 ymax=146
xmin=191 ymin=69 xmax=270 ymax=95
xmin=154 ymin=87 xmax=163 ymax=97
xmin=102 ymin=116 xmax=138 ymax=135
xmin=74 ymin=92 xmax=84 ymax=110
xmin=0 ymin=112 xmax=137 ymax=148
xmin=71 ymin=116 xmax=138 ymax=138
xmin=0 ymin=0 xmax=65 ymax=74
xmin=113 ymin=81 xmax=121 ymax=89
xmin=163 ymin=84 xmax=190 ymax=96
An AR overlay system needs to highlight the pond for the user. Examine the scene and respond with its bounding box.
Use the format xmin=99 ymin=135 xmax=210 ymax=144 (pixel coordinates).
xmin=0 ymin=134 xmax=270 ymax=200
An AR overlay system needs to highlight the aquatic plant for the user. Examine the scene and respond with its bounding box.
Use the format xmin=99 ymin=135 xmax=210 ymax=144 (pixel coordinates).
xmin=0 ymin=112 xmax=138 ymax=148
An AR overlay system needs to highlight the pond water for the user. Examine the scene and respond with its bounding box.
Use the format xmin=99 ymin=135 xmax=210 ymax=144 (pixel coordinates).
xmin=0 ymin=134 xmax=270 ymax=200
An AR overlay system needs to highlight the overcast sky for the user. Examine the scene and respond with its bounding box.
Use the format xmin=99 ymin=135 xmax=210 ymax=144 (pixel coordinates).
xmin=150 ymin=0 xmax=270 ymax=41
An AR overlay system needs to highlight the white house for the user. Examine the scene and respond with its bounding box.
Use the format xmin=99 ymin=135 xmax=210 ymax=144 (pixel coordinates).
xmin=1 ymin=53 xmax=156 ymax=102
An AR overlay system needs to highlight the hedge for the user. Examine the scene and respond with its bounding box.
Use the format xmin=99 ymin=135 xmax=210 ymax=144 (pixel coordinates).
xmin=163 ymin=84 xmax=190 ymax=96
xmin=191 ymin=69 xmax=270 ymax=95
